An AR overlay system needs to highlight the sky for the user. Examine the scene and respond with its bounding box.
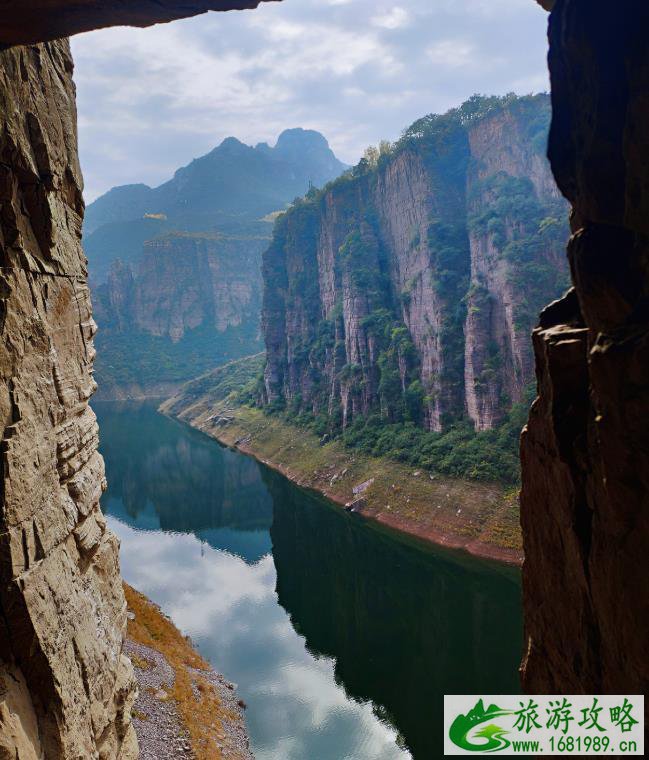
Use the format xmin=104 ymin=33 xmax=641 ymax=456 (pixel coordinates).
xmin=71 ymin=0 xmax=550 ymax=202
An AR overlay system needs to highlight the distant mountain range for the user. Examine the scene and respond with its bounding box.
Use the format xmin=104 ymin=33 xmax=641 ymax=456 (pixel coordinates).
xmin=85 ymin=128 xmax=347 ymax=284
xmin=85 ymin=128 xmax=347 ymax=398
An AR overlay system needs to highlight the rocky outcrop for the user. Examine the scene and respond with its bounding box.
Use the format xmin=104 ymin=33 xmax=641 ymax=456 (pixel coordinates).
xmin=520 ymin=0 xmax=649 ymax=702
xmin=262 ymin=95 xmax=569 ymax=433
xmin=0 ymin=41 xmax=137 ymax=758
xmin=0 ymin=1 xmax=276 ymax=47
xmin=102 ymin=260 xmax=136 ymax=333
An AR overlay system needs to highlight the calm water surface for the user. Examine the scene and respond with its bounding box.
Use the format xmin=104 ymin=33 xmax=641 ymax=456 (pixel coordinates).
xmin=95 ymin=401 xmax=522 ymax=760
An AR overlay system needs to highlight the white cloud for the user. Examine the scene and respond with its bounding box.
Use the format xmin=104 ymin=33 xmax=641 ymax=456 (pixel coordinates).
xmin=110 ymin=517 xmax=410 ymax=760
xmin=71 ymin=0 xmax=549 ymax=201
xmin=427 ymin=39 xmax=476 ymax=69
xmin=371 ymin=7 xmax=410 ymax=30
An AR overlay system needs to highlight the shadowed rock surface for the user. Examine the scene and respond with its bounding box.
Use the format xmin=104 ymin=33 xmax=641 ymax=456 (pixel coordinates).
xmin=520 ymin=0 xmax=649 ymax=708
xmin=0 ymin=1 xmax=276 ymax=47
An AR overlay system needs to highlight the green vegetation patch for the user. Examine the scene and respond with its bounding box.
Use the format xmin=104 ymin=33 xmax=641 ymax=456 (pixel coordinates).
xmin=94 ymin=323 xmax=263 ymax=393
xmin=172 ymin=354 xmax=532 ymax=486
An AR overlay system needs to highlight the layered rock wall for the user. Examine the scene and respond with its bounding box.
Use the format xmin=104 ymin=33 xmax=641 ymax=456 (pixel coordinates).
xmin=0 ymin=1 xmax=283 ymax=757
xmin=520 ymin=0 xmax=649 ymax=702
xmin=262 ymin=96 xmax=569 ymax=433
xmin=464 ymin=105 xmax=567 ymax=429
xmin=0 ymin=41 xmax=137 ymax=758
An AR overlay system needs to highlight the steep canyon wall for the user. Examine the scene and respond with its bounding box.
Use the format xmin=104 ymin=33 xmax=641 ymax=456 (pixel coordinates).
xmin=0 ymin=0 xmax=277 ymax=756
xmin=90 ymin=233 xmax=265 ymax=397
xmin=262 ymin=95 xmax=569 ymax=434
xmin=94 ymin=234 xmax=264 ymax=342
xmin=520 ymin=0 xmax=649 ymax=703
xmin=0 ymin=41 xmax=136 ymax=758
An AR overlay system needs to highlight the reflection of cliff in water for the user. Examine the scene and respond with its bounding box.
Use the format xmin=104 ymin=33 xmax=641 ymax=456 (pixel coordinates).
xmin=96 ymin=401 xmax=273 ymax=561
xmin=96 ymin=401 xmax=521 ymax=758
xmin=266 ymin=469 xmax=522 ymax=760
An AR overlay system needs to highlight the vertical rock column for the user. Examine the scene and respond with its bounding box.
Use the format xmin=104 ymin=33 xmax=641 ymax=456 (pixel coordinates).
xmin=521 ymin=0 xmax=649 ymax=701
xmin=375 ymin=148 xmax=469 ymax=432
xmin=464 ymin=104 xmax=565 ymax=431
xmin=0 ymin=41 xmax=137 ymax=758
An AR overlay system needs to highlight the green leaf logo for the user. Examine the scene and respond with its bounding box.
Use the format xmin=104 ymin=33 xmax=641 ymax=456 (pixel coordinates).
xmin=449 ymin=699 xmax=513 ymax=752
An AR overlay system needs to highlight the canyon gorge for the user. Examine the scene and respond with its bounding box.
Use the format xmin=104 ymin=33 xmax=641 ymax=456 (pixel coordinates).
xmin=0 ymin=0 xmax=647 ymax=757
xmin=86 ymin=130 xmax=346 ymax=396
xmin=0 ymin=3 xmax=274 ymax=757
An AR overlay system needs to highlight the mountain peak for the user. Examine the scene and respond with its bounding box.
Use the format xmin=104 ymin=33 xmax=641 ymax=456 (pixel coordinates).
xmin=275 ymin=128 xmax=330 ymax=153
xmin=216 ymin=136 xmax=249 ymax=153
xmin=272 ymin=128 xmax=347 ymax=179
xmin=84 ymin=126 xmax=347 ymax=265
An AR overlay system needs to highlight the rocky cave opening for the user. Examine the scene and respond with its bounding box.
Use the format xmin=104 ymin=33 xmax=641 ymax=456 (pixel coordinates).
xmin=0 ymin=1 xmax=647 ymax=757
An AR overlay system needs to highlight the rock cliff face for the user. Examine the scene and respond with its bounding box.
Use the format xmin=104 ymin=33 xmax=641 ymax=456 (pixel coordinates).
xmin=136 ymin=235 xmax=261 ymax=339
xmin=464 ymin=104 xmax=567 ymax=429
xmin=95 ymin=234 xmax=263 ymax=342
xmin=0 ymin=40 xmax=137 ymax=758
xmin=90 ymin=233 xmax=265 ymax=397
xmin=520 ymin=0 xmax=649 ymax=703
xmin=0 ymin=1 xmax=281 ymax=757
xmin=262 ymin=95 xmax=569 ymax=433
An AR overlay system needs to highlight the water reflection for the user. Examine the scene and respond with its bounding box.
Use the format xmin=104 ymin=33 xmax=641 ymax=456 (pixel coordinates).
xmin=98 ymin=400 xmax=273 ymax=562
xmin=267 ymin=472 xmax=522 ymax=759
xmin=96 ymin=401 xmax=522 ymax=759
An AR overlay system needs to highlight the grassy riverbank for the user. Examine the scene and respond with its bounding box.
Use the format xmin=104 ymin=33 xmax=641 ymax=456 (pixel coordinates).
xmin=160 ymin=359 xmax=523 ymax=565
xmin=125 ymin=584 xmax=252 ymax=760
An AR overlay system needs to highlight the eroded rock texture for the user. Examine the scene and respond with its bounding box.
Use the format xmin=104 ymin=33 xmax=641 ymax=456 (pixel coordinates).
xmin=0 ymin=41 xmax=137 ymax=758
xmin=464 ymin=104 xmax=566 ymax=430
xmin=521 ymin=0 xmax=649 ymax=701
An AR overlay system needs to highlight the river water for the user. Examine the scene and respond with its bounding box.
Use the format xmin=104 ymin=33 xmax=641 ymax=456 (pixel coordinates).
xmin=95 ymin=401 xmax=522 ymax=760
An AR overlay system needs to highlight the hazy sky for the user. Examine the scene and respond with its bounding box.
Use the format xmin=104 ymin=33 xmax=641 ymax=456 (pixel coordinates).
xmin=72 ymin=0 xmax=550 ymax=202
